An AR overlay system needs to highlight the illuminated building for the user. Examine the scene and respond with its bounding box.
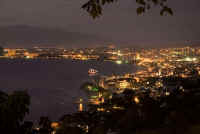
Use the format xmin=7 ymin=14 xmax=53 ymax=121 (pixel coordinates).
xmin=117 ymin=80 xmax=131 ymax=89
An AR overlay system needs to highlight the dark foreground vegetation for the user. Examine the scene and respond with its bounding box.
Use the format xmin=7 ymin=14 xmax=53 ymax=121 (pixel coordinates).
xmin=1 ymin=77 xmax=200 ymax=134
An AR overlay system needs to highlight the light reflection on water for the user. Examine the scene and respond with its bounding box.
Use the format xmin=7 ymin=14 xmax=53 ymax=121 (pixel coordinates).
xmin=0 ymin=59 xmax=136 ymax=121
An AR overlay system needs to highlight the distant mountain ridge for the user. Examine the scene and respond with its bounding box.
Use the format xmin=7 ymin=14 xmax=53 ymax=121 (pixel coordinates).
xmin=0 ymin=25 xmax=109 ymax=48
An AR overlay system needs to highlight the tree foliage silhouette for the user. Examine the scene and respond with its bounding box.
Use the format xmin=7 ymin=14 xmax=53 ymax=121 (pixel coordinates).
xmin=82 ymin=0 xmax=173 ymax=18
xmin=0 ymin=46 xmax=4 ymax=56
xmin=0 ymin=90 xmax=30 ymax=134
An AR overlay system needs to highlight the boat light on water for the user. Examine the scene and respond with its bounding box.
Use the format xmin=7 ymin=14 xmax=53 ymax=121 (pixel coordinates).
xmin=88 ymin=68 xmax=98 ymax=75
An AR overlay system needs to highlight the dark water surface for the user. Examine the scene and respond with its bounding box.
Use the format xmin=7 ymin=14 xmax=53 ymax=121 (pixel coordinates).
xmin=0 ymin=59 xmax=136 ymax=122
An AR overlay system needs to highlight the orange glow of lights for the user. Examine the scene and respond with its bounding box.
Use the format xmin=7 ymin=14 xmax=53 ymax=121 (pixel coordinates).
xmin=51 ymin=122 xmax=60 ymax=129
xmin=134 ymin=96 xmax=140 ymax=104
xmin=79 ymin=103 xmax=83 ymax=112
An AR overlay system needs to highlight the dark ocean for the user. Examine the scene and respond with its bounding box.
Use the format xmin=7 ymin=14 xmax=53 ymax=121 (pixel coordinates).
xmin=0 ymin=59 xmax=136 ymax=122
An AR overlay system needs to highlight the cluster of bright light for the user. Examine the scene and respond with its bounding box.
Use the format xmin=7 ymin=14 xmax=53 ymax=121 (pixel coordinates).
xmin=119 ymin=80 xmax=130 ymax=89
xmin=134 ymin=96 xmax=140 ymax=104
xmin=185 ymin=57 xmax=197 ymax=62
xmin=116 ymin=60 xmax=122 ymax=64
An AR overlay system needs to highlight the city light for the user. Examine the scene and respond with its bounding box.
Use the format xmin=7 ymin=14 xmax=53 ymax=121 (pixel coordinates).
xmin=134 ymin=96 xmax=140 ymax=104
xmin=116 ymin=60 xmax=122 ymax=64
xmin=92 ymin=87 xmax=99 ymax=92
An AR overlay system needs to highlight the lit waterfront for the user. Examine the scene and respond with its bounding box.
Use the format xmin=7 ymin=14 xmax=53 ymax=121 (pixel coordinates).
xmin=1 ymin=46 xmax=200 ymax=120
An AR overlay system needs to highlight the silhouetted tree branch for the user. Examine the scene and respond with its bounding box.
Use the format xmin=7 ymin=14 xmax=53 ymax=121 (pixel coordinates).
xmin=82 ymin=0 xmax=173 ymax=19
xmin=0 ymin=46 xmax=4 ymax=56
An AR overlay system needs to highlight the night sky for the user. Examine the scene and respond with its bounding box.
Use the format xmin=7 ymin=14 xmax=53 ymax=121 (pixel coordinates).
xmin=0 ymin=0 xmax=199 ymax=47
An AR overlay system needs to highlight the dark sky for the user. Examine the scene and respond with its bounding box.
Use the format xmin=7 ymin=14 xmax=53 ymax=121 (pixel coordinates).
xmin=0 ymin=0 xmax=199 ymax=47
